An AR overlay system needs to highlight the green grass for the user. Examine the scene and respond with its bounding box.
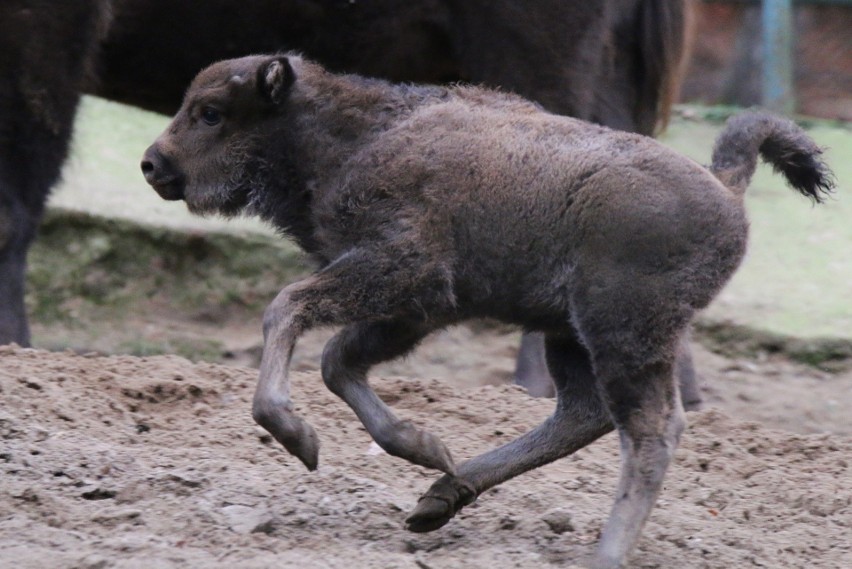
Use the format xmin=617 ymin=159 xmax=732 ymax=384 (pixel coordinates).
xmin=27 ymin=210 xmax=308 ymax=360
xmin=29 ymin=209 xmax=307 ymax=320
xmin=45 ymin=97 xmax=852 ymax=350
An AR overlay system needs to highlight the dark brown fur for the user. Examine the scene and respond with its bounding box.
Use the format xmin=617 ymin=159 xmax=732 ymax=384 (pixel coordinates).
xmin=142 ymin=55 xmax=832 ymax=568
xmin=0 ymin=0 xmax=689 ymax=352
xmin=97 ymin=0 xmax=688 ymax=133
xmin=0 ymin=0 xmax=110 ymax=345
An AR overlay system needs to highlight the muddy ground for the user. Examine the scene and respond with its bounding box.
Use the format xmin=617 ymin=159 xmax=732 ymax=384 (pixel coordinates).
xmin=2 ymin=328 xmax=850 ymax=568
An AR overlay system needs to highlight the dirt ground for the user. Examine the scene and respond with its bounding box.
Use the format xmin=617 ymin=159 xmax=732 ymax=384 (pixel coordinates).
xmin=1 ymin=327 xmax=850 ymax=568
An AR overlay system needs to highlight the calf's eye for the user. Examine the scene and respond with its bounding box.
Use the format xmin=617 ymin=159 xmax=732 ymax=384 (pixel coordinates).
xmin=201 ymin=107 xmax=222 ymax=126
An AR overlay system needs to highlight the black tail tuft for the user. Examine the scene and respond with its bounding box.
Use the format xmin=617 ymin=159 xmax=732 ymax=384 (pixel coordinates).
xmin=710 ymin=111 xmax=835 ymax=203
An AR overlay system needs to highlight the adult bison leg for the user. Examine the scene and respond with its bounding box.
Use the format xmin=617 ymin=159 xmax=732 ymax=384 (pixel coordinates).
xmin=515 ymin=332 xmax=703 ymax=410
xmin=512 ymin=332 xmax=554 ymax=397
xmin=0 ymin=197 xmax=38 ymax=346
xmin=674 ymin=333 xmax=703 ymax=411
xmin=407 ymin=331 xmax=613 ymax=532
xmin=0 ymin=71 xmax=75 ymax=347
xmin=0 ymin=1 xmax=107 ymax=346
xmin=254 ymin=247 xmax=455 ymax=473
xmin=321 ymin=320 xmax=455 ymax=474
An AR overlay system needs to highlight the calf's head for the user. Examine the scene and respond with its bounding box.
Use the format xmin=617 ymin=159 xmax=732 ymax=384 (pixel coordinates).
xmin=141 ymin=55 xmax=295 ymax=216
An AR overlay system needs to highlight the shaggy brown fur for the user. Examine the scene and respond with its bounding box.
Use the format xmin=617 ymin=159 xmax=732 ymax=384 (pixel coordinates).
xmin=1 ymin=0 xmax=691 ymax=360
xmin=1 ymin=0 xmax=696 ymax=421
xmin=142 ymin=55 xmax=832 ymax=568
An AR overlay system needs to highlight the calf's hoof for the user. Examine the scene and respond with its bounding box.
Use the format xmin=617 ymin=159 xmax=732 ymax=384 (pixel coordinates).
xmin=382 ymin=420 xmax=456 ymax=475
xmin=282 ymin=417 xmax=320 ymax=471
xmin=405 ymin=475 xmax=476 ymax=533
xmin=253 ymin=406 xmax=320 ymax=471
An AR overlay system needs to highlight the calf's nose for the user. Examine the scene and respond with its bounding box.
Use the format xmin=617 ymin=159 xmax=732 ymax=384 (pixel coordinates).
xmin=140 ymin=157 xmax=154 ymax=177
xmin=140 ymin=145 xmax=163 ymax=185
xmin=141 ymin=144 xmax=185 ymax=201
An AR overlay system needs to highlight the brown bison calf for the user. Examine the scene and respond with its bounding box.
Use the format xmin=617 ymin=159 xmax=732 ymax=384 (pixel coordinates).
xmin=142 ymin=55 xmax=832 ymax=568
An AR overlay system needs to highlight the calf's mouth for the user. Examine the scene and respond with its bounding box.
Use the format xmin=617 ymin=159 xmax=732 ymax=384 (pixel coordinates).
xmin=147 ymin=176 xmax=186 ymax=201
xmin=141 ymin=145 xmax=185 ymax=201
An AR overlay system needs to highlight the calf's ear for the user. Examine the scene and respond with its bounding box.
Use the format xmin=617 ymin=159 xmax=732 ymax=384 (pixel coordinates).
xmin=258 ymin=57 xmax=295 ymax=105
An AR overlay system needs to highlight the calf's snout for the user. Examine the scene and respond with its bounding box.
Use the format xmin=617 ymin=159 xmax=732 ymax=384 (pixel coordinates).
xmin=141 ymin=144 xmax=185 ymax=201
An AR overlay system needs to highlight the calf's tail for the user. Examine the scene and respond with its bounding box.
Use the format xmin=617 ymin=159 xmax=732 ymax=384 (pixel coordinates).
xmin=709 ymin=111 xmax=834 ymax=202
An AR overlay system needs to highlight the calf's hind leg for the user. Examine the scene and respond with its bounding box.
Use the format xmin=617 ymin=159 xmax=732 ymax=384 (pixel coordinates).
xmin=321 ymin=320 xmax=455 ymax=474
xmin=584 ymin=334 xmax=687 ymax=568
xmin=407 ymin=332 xmax=613 ymax=532
xmin=408 ymin=311 xmax=688 ymax=568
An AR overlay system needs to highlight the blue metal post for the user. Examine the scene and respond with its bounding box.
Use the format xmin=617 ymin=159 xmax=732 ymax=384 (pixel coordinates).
xmin=762 ymin=0 xmax=795 ymax=114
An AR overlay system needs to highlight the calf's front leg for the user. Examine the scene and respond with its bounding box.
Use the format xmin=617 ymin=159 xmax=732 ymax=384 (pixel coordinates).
xmin=252 ymin=284 xmax=321 ymax=470
xmin=253 ymin=247 xmax=456 ymax=473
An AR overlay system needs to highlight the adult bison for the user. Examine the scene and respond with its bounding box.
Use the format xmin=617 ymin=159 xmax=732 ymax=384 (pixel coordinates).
xmin=0 ymin=0 xmax=690 ymax=397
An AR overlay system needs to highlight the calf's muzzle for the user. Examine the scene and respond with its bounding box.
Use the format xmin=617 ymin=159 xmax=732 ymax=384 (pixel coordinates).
xmin=141 ymin=144 xmax=185 ymax=201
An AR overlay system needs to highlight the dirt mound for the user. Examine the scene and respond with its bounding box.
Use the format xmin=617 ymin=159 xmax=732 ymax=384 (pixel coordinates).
xmin=1 ymin=346 xmax=850 ymax=568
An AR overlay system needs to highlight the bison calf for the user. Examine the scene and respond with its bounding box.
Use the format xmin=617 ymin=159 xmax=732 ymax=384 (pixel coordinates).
xmin=142 ymin=54 xmax=833 ymax=568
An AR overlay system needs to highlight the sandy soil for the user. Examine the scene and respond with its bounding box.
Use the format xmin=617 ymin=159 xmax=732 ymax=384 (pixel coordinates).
xmin=1 ymin=340 xmax=850 ymax=569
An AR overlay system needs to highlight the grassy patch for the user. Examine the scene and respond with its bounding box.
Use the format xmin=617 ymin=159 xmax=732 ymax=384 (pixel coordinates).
xmin=29 ymin=209 xmax=308 ymax=320
xmin=116 ymin=336 xmax=226 ymax=361
xmin=695 ymin=321 xmax=852 ymax=372
xmin=27 ymin=209 xmax=309 ymax=360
